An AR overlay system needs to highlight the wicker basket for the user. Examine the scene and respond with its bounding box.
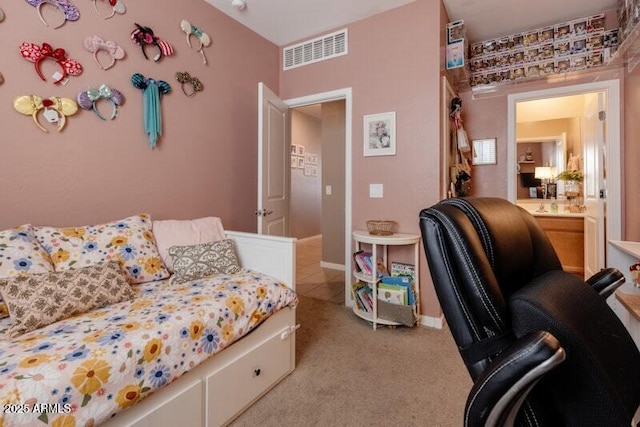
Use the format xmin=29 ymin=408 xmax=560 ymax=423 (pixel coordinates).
xmin=366 ymin=220 xmax=396 ymax=236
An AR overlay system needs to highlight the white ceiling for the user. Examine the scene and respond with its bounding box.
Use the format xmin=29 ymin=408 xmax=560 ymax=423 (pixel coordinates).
xmin=204 ymin=0 xmax=617 ymax=47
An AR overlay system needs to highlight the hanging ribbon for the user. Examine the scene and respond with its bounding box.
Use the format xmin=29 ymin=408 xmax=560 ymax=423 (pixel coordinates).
xmin=131 ymin=73 xmax=171 ymax=148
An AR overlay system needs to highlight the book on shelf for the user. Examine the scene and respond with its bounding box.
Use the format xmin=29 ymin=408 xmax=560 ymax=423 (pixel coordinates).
xmin=352 ymin=281 xmax=373 ymax=312
xmin=354 ymin=251 xmax=373 ymax=275
xmin=353 ymin=251 xmax=388 ymax=278
xmin=390 ymin=262 xmax=415 ymax=281
xmin=380 ymin=275 xmax=414 ymax=305
xmin=377 ymin=286 xmax=406 ymax=305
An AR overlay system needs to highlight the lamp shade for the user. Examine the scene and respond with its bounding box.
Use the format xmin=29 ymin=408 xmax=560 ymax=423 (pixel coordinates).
xmin=535 ymin=166 xmax=554 ymax=180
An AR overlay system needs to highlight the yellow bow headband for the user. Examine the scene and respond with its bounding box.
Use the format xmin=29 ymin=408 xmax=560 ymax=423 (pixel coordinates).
xmin=13 ymin=95 xmax=78 ymax=132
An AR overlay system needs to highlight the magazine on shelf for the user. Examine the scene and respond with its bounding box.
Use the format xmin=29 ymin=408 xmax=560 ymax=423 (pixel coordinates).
xmin=390 ymin=262 xmax=415 ymax=281
xmin=378 ymin=283 xmax=408 ymax=305
xmin=380 ymin=275 xmax=414 ymax=305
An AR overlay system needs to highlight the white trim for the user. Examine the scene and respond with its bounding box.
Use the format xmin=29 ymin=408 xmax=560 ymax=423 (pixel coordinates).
xmin=420 ymin=314 xmax=445 ymax=329
xmin=257 ymin=83 xmax=265 ymax=234
xmin=284 ymin=87 xmax=353 ymax=307
xmin=507 ymin=79 xmax=622 ymax=249
xmin=320 ymin=261 xmax=345 ymax=271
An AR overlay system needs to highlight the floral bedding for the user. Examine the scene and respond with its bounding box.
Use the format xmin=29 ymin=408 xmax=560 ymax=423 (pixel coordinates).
xmin=0 ymin=270 xmax=297 ymax=427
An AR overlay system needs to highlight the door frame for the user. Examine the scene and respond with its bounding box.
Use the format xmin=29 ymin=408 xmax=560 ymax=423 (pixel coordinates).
xmin=506 ymin=79 xmax=622 ymax=252
xmin=284 ymin=88 xmax=353 ymax=306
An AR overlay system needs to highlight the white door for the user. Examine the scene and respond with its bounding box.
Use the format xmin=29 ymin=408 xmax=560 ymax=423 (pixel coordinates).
xmin=257 ymin=82 xmax=290 ymax=236
xmin=583 ymin=91 xmax=606 ymax=277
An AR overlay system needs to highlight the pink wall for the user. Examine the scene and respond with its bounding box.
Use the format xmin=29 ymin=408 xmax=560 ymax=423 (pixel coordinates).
xmin=0 ymin=0 xmax=279 ymax=231
xmin=624 ymin=71 xmax=640 ymax=241
xmin=279 ymin=0 xmax=444 ymax=317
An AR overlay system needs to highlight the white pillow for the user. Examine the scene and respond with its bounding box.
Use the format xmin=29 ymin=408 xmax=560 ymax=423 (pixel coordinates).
xmin=152 ymin=217 xmax=226 ymax=272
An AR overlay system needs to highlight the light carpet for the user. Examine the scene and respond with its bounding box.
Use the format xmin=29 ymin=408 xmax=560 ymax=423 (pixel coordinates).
xmin=231 ymin=295 xmax=471 ymax=426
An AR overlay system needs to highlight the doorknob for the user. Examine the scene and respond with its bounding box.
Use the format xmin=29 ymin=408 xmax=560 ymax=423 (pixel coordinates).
xmin=255 ymin=209 xmax=274 ymax=217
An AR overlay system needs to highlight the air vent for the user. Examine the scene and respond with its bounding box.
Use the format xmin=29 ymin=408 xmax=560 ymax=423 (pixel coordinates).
xmin=283 ymin=29 xmax=348 ymax=71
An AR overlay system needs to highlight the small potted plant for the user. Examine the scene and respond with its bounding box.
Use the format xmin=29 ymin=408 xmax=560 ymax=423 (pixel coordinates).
xmin=556 ymin=170 xmax=584 ymax=182
xmin=556 ymin=170 xmax=584 ymax=212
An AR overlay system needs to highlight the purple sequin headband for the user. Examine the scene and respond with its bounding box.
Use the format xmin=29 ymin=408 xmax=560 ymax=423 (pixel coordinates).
xmin=77 ymin=84 xmax=124 ymax=121
xmin=25 ymin=0 xmax=80 ymax=29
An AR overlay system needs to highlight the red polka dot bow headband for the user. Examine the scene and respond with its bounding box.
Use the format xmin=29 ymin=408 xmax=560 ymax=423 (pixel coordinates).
xmin=20 ymin=42 xmax=83 ymax=84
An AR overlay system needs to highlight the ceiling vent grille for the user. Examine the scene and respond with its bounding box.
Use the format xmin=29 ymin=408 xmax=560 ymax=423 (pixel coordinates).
xmin=283 ymin=29 xmax=348 ymax=71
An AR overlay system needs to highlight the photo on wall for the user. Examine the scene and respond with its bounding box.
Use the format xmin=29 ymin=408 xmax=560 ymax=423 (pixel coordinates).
xmin=363 ymin=111 xmax=396 ymax=157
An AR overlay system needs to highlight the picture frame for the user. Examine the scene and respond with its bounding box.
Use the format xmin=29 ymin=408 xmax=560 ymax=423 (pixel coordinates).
xmin=290 ymin=154 xmax=297 ymax=168
xmin=290 ymin=144 xmax=298 ymax=155
xmin=304 ymin=153 xmax=313 ymax=164
xmin=472 ymin=138 xmax=497 ymax=165
xmin=303 ymin=165 xmax=312 ymax=176
xmin=296 ymin=157 xmax=305 ymax=169
xmin=363 ymin=111 xmax=396 ymax=157
xmin=297 ymin=145 xmax=305 ymax=156
xmin=310 ymin=154 xmax=318 ymax=165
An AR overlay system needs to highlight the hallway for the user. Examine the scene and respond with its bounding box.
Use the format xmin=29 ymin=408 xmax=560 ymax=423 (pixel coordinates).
xmin=295 ymin=236 xmax=345 ymax=304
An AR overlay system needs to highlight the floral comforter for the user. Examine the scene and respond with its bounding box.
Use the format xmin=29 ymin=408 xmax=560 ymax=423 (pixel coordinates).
xmin=0 ymin=270 xmax=298 ymax=427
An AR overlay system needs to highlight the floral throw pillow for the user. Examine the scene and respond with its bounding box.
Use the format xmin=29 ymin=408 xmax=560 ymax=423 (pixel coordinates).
xmin=34 ymin=214 xmax=169 ymax=284
xmin=168 ymin=239 xmax=241 ymax=285
xmin=0 ymin=261 xmax=135 ymax=338
xmin=0 ymin=224 xmax=55 ymax=319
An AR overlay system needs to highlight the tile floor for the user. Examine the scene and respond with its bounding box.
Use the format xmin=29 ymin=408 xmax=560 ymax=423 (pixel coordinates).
xmin=296 ymin=236 xmax=345 ymax=304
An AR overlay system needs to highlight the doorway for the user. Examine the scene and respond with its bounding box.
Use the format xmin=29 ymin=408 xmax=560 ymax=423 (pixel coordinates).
xmin=285 ymin=88 xmax=353 ymax=305
xmin=507 ymin=80 xmax=622 ymax=271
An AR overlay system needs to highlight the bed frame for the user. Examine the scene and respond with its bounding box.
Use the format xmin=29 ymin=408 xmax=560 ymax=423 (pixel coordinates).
xmin=101 ymin=231 xmax=297 ymax=427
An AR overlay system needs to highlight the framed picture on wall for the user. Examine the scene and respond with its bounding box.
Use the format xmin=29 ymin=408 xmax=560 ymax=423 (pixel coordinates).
xmin=290 ymin=144 xmax=298 ymax=155
xmin=291 ymin=155 xmax=297 ymax=168
xmin=363 ymin=111 xmax=396 ymax=157
xmin=296 ymin=157 xmax=305 ymax=169
xmin=472 ymin=138 xmax=497 ymax=165
xmin=297 ymin=145 xmax=305 ymax=156
xmin=304 ymin=153 xmax=313 ymax=164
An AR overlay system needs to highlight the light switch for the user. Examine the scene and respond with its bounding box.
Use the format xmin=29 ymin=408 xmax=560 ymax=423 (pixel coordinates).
xmin=325 ymin=185 xmax=332 ymax=195
xmin=369 ymin=183 xmax=383 ymax=198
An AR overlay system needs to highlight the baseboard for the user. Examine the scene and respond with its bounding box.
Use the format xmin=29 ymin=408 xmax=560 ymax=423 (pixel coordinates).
xmin=420 ymin=314 xmax=445 ymax=329
xmin=320 ymin=261 xmax=345 ymax=271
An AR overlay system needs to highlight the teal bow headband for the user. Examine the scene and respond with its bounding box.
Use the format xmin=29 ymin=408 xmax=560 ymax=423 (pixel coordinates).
xmin=131 ymin=73 xmax=171 ymax=149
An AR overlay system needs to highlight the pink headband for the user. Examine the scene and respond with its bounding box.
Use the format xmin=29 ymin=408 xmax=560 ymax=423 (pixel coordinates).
xmin=25 ymin=0 xmax=79 ymax=29
xmin=92 ymin=0 xmax=125 ymax=19
xmin=84 ymin=36 xmax=125 ymax=70
xmin=130 ymin=23 xmax=173 ymax=62
xmin=20 ymin=42 xmax=83 ymax=84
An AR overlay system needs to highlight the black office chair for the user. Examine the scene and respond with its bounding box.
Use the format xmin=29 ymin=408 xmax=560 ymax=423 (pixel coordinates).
xmin=419 ymin=197 xmax=640 ymax=427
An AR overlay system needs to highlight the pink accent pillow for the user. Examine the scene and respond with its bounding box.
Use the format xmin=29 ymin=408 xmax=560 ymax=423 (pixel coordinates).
xmin=152 ymin=217 xmax=226 ymax=272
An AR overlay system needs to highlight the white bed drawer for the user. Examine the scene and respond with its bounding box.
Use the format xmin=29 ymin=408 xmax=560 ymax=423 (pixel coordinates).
xmin=207 ymin=326 xmax=294 ymax=426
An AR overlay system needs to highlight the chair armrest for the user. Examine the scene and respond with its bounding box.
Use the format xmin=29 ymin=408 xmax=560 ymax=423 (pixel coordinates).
xmin=464 ymin=331 xmax=565 ymax=427
xmin=586 ymin=267 xmax=625 ymax=299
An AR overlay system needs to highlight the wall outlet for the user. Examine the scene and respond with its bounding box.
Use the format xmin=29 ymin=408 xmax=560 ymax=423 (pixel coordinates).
xmin=325 ymin=185 xmax=332 ymax=195
xmin=369 ymin=183 xmax=383 ymax=198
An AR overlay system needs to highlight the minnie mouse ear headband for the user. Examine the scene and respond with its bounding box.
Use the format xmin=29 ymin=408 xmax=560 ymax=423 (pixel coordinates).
xmin=131 ymin=23 xmax=173 ymax=62
xmin=175 ymin=72 xmax=203 ymax=97
xmin=14 ymin=95 xmax=78 ymax=132
xmin=180 ymin=20 xmax=211 ymax=64
xmin=25 ymin=0 xmax=79 ymax=29
xmin=132 ymin=73 xmax=171 ymax=148
xmin=92 ymin=0 xmax=125 ymax=19
xmin=84 ymin=36 xmax=125 ymax=70
xmin=20 ymin=42 xmax=83 ymax=84
xmin=77 ymin=84 xmax=124 ymax=121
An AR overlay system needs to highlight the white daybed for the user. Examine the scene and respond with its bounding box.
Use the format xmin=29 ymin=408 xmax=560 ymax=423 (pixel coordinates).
xmin=104 ymin=230 xmax=298 ymax=427
xmin=0 ymin=229 xmax=297 ymax=427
